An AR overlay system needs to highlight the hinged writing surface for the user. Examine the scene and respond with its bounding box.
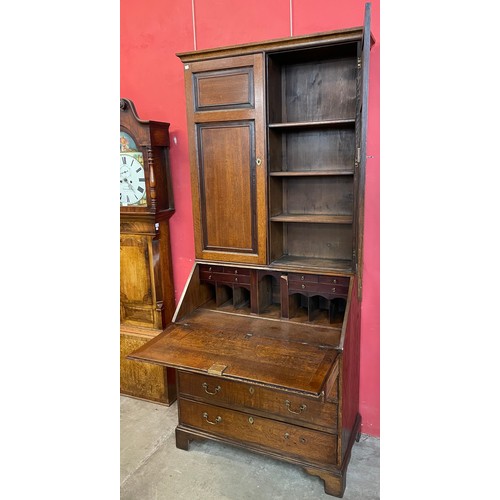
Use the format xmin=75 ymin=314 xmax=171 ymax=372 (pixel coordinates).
xmin=128 ymin=309 xmax=339 ymax=396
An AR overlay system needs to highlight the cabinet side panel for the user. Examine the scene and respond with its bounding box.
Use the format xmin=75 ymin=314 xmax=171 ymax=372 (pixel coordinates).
xmin=339 ymin=276 xmax=361 ymax=462
xmin=156 ymin=219 xmax=176 ymax=324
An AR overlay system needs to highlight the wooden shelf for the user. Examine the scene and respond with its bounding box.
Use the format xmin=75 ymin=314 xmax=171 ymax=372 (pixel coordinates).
xmin=268 ymin=119 xmax=355 ymax=130
xmin=269 ymin=170 xmax=354 ymax=177
xmin=271 ymin=255 xmax=353 ymax=272
xmin=270 ymin=214 xmax=353 ymax=224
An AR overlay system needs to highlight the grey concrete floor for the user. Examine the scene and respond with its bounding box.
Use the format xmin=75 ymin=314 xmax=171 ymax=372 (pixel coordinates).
xmin=120 ymin=396 xmax=380 ymax=500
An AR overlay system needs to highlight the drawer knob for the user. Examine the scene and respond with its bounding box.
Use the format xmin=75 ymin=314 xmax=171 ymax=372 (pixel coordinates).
xmin=285 ymin=400 xmax=307 ymax=414
xmin=332 ymin=287 xmax=336 ymax=292
xmin=234 ymin=270 xmax=238 ymax=274
xmin=301 ymin=284 xmax=305 ymax=289
xmin=333 ymin=279 xmax=337 ymax=284
xmin=202 ymin=412 xmax=222 ymax=425
xmin=234 ymin=277 xmax=238 ymax=282
xmin=249 ymin=387 xmax=255 ymax=395
xmin=248 ymin=416 xmax=254 ymax=424
xmin=301 ymin=275 xmax=305 ymax=280
xmin=284 ymin=432 xmax=290 ymax=440
xmin=208 ymin=275 xmax=212 ymax=280
xmin=208 ymin=267 xmax=212 ymax=272
xmin=202 ymin=382 xmax=221 ymax=395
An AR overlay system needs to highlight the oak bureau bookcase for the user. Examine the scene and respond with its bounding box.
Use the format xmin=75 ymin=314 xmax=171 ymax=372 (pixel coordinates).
xmin=129 ymin=4 xmax=373 ymax=496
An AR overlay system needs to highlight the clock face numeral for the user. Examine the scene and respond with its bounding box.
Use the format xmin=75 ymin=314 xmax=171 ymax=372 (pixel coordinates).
xmin=120 ymin=153 xmax=147 ymax=207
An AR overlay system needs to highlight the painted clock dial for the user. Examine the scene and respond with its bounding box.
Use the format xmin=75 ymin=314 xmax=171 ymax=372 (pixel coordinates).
xmin=120 ymin=131 xmax=147 ymax=207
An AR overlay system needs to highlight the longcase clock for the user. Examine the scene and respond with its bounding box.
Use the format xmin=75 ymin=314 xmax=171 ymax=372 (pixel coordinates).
xmin=119 ymin=97 xmax=176 ymax=405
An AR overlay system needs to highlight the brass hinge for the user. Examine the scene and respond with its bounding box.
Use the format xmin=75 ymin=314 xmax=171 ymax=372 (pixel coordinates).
xmin=357 ymin=57 xmax=361 ymax=69
xmin=356 ymin=148 xmax=361 ymax=163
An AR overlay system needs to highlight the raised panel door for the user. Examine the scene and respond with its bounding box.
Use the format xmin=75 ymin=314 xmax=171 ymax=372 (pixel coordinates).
xmin=184 ymin=54 xmax=267 ymax=264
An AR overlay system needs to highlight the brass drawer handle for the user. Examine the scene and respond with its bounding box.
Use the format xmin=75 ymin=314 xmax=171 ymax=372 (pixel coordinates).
xmin=202 ymin=382 xmax=221 ymax=395
xmin=202 ymin=412 xmax=222 ymax=425
xmin=285 ymin=400 xmax=307 ymax=414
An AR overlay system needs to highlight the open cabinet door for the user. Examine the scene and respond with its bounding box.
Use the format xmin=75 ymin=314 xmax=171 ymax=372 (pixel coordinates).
xmin=355 ymin=3 xmax=373 ymax=300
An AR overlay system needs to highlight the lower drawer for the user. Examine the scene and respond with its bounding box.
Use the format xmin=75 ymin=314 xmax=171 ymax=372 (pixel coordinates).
xmin=178 ymin=398 xmax=337 ymax=466
xmin=178 ymin=371 xmax=337 ymax=429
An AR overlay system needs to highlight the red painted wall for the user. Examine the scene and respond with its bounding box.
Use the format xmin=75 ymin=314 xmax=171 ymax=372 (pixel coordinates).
xmin=121 ymin=0 xmax=380 ymax=436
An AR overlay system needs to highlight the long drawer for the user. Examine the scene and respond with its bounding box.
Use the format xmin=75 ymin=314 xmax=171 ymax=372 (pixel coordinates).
xmin=178 ymin=398 xmax=337 ymax=466
xmin=178 ymin=371 xmax=337 ymax=430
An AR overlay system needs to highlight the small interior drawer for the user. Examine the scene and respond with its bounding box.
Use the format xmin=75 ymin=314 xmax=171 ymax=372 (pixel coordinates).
xmin=288 ymin=273 xmax=319 ymax=283
xmin=222 ymin=266 xmax=251 ymax=276
xmin=288 ymin=281 xmax=348 ymax=297
xmin=199 ymin=264 xmax=223 ymax=273
xmin=315 ymin=283 xmax=349 ymax=297
xmin=318 ymin=275 xmax=350 ymax=286
xmin=212 ymin=273 xmax=251 ymax=285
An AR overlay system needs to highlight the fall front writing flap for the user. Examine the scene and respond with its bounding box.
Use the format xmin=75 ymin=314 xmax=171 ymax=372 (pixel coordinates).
xmin=128 ymin=308 xmax=339 ymax=397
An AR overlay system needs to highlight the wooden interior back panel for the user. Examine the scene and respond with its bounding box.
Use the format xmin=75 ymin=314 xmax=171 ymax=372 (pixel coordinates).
xmin=281 ymin=128 xmax=355 ymax=171
xmin=283 ymin=57 xmax=357 ymax=122
xmin=286 ymin=223 xmax=353 ymax=261
xmin=284 ymin=176 xmax=354 ymax=216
